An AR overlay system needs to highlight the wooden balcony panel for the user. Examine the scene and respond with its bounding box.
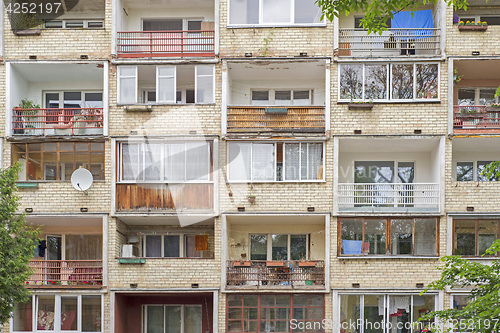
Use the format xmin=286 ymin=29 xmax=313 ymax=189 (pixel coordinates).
xmin=26 ymin=259 xmax=103 ymax=288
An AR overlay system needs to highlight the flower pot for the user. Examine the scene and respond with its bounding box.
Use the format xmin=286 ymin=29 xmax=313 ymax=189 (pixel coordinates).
xmin=458 ymin=25 xmax=488 ymax=31
xmin=486 ymin=107 xmax=500 ymax=112
xmin=13 ymin=29 xmax=42 ymax=36
xmin=234 ymin=261 xmax=251 ymax=267
xmin=298 ymin=261 xmax=317 ymax=267
xmin=348 ymin=103 xmax=374 ymax=110
xmin=248 ymin=196 xmax=256 ymax=204
xmin=266 ymin=261 xmax=284 ymax=267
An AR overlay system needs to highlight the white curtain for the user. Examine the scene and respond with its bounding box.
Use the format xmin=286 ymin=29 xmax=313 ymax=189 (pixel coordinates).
xmin=164 ymin=143 xmax=186 ymax=181
xmin=144 ymin=143 xmax=162 ymax=181
xmin=252 ymin=143 xmax=275 ymax=181
xmin=284 ymin=143 xmax=300 ymax=180
xmin=157 ymin=66 xmax=176 ymax=103
xmin=301 ymin=143 xmax=323 ymax=180
xmin=186 ymin=142 xmax=210 ymax=181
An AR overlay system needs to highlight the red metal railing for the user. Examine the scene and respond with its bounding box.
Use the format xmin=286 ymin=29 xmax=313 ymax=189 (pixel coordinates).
xmin=12 ymin=108 xmax=103 ymax=136
xmin=27 ymin=260 xmax=103 ymax=286
xmin=117 ymin=30 xmax=215 ymax=58
xmin=453 ymin=105 xmax=500 ymax=131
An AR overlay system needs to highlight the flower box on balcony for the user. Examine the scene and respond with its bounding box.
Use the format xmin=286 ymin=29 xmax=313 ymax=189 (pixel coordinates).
xmin=486 ymin=106 xmax=500 ymax=112
xmin=458 ymin=25 xmax=488 ymax=31
xmin=265 ymin=107 xmax=288 ymax=114
xmin=457 ymin=112 xmax=482 ymax=119
xmin=266 ymin=261 xmax=285 ymax=267
xmin=348 ymin=103 xmax=374 ymax=110
xmin=118 ymin=258 xmax=146 ymax=264
xmin=233 ymin=261 xmax=251 ymax=267
xmin=13 ymin=29 xmax=42 ymax=36
xmin=298 ymin=261 xmax=317 ymax=267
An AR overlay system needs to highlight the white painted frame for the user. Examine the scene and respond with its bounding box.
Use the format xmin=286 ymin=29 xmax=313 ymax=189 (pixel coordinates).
xmin=249 ymin=233 xmax=309 ymax=261
xmin=195 ymin=65 xmax=216 ymax=104
xmin=117 ymin=66 xmax=138 ymax=104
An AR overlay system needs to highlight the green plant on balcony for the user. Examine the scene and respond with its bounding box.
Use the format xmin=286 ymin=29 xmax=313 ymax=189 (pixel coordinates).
xmin=16 ymin=98 xmax=41 ymax=114
xmin=459 ymin=20 xmax=487 ymax=26
xmin=453 ymin=68 xmax=463 ymax=85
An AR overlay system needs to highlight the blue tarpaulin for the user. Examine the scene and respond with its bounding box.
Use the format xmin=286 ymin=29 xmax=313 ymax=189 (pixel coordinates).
xmin=391 ymin=9 xmax=434 ymax=39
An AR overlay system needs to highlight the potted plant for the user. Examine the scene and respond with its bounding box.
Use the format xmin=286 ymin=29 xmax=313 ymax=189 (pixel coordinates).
xmin=348 ymin=100 xmax=374 ymax=110
xmin=458 ymin=108 xmax=482 ymax=119
xmin=453 ymin=68 xmax=463 ymax=85
xmin=487 ymin=86 xmax=500 ymax=111
xmin=458 ymin=20 xmax=488 ymax=31
xmin=82 ymin=108 xmax=104 ymax=135
xmin=14 ymin=98 xmax=42 ymax=135
xmin=247 ymin=195 xmax=256 ymax=204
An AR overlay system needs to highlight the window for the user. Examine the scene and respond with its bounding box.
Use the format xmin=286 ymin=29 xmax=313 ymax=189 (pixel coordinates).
xmin=44 ymin=91 xmax=103 ymax=109
xmin=227 ymin=294 xmax=324 ymax=333
xmin=142 ymin=19 xmax=202 ymax=31
xmin=250 ymin=234 xmax=308 ymax=261
xmin=339 ymin=294 xmax=435 ymax=333
xmin=119 ymin=141 xmax=213 ymax=182
xmin=44 ymin=20 xmax=104 ymax=29
xmin=455 ymin=161 xmax=500 ymax=181
xmin=339 ymin=217 xmax=438 ymax=256
xmin=251 ymin=90 xmax=313 ymax=106
xmin=458 ymin=16 xmax=500 ymax=25
xmin=143 ymin=305 xmax=202 ymax=333
xmin=12 ymin=142 xmax=105 ymax=181
xmin=354 ymin=161 xmax=414 ymax=184
xmin=228 ymin=0 xmax=323 ymax=26
xmin=117 ymin=65 xmax=215 ymax=104
xmin=227 ymin=142 xmax=324 ymax=182
xmin=453 ymin=219 xmax=500 ymax=256
xmin=339 ymin=63 xmax=439 ymax=101
xmin=13 ymin=295 xmax=102 ymax=332
xmin=142 ymin=234 xmax=210 ymax=258
xmin=458 ymin=87 xmax=498 ymax=106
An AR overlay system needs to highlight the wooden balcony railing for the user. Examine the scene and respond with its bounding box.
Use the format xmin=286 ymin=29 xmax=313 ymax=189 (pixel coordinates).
xmin=226 ymin=260 xmax=325 ymax=288
xmin=453 ymin=105 xmax=500 ymax=132
xmin=338 ymin=28 xmax=440 ymax=56
xmin=227 ymin=106 xmax=325 ymax=133
xmin=12 ymin=108 xmax=103 ymax=136
xmin=117 ymin=30 xmax=215 ymax=58
xmin=27 ymin=260 xmax=103 ymax=287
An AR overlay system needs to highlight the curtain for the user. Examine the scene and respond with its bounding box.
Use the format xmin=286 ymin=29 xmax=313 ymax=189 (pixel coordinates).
xmin=252 ymin=143 xmax=275 ymax=181
xmin=165 ymin=143 xmax=186 ymax=181
xmin=186 ymin=142 xmax=210 ymax=181
xmin=301 ymin=143 xmax=323 ymax=180
xmin=284 ymin=143 xmax=300 ymax=181
xmin=228 ymin=142 xmax=251 ymax=181
xmin=65 ymin=235 xmax=102 ymax=260
xmin=144 ymin=143 xmax=162 ymax=181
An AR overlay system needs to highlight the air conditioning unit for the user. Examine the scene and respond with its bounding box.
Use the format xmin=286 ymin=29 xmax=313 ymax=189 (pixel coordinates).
xmin=121 ymin=244 xmax=139 ymax=258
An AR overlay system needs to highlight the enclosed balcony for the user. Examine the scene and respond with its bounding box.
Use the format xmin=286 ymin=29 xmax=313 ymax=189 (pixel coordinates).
xmin=224 ymin=215 xmax=328 ymax=290
xmin=336 ymin=137 xmax=442 ymax=213
xmin=225 ymin=60 xmax=328 ymax=135
xmin=8 ymin=63 xmax=106 ymax=137
xmin=115 ymin=0 xmax=215 ymax=58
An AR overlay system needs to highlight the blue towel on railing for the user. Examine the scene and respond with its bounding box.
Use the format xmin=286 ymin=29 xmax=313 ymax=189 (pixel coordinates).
xmin=391 ymin=9 xmax=434 ymax=40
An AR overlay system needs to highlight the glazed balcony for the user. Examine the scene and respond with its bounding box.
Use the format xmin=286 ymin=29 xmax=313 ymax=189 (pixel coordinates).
xmin=12 ymin=108 xmax=103 ymax=136
xmin=26 ymin=260 xmax=103 ymax=288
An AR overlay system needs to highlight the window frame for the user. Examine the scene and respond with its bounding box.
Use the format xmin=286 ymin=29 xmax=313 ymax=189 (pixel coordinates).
xmin=338 ymin=62 xmax=440 ymax=103
xmin=457 ymin=87 xmax=499 ymax=105
xmin=142 ymin=233 xmax=210 ymax=258
xmin=250 ymin=89 xmax=314 ymax=106
xmin=455 ymin=160 xmax=500 ymax=181
xmin=249 ymin=233 xmax=309 ymax=261
xmin=354 ymin=160 xmax=416 ymax=184
xmin=452 ymin=219 xmax=500 ymax=257
xmin=338 ymin=217 xmax=440 ymax=257
xmin=44 ymin=20 xmax=105 ymax=29
xmin=142 ymin=304 xmax=202 ymax=333
xmin=43 ymin=90 xmax=104 ymax=109
xmin=117 ymin=66 xmax=138 ymax=105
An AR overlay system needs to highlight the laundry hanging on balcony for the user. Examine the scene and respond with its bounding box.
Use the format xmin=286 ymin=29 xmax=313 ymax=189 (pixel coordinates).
xmin=391 ymin=9 xmax=434 ymax=39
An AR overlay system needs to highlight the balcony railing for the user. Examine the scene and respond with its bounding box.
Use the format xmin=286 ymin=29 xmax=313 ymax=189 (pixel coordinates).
xmin=226 ymin=260 xmax=325 ymax=288
xmin=227 ymin=106 xmax=325 ymax=133
xmin=27 ymin=260 xmax=103 ymax=287
xmin=338 ymin=183 xmax=440 ymax=211
xmin=453 ymin=105 xmax=500 ymax=132
xmin=117 ymin=30 xmax=215 ymax=58
xmin=338 ymin=28 xmax=440 ymax=56
xmin=12 ymin=108 xmax=103 ymax=136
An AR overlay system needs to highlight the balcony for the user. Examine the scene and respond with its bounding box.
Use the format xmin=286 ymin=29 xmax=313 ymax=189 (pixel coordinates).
xmin=227 ymin=106 xmax=325 ymax=133
xmin=27 ymin=260 xmax=103 ymax=288
xmin=12 ymin=108 xmax=103 ymax=136
xmin=338 ymin=28 xmax=440 ymax=57
xmin=337 ymin=183 xmax=440 ymax=212
xmin=453 ymin=106 xmax=500 ymax=133
xmin=117 ymin=30 xmax=215 ymax=58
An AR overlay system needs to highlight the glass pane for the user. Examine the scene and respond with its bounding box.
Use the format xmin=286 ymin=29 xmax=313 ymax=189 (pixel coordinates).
xmin=13 ymin=299 xmax=32 ymax=331
xmin=228 ymin=142 xmax=251 ymax=181
xmin=284 ymin=143 xmax=300 ymax=181
xmin=398 ymin=162 xmax=414 ymax=184
xmin=340 ymin=64 xmax=363 ymax=100
xmin=453 ymin=295 xmax=470 ymax=310
xmin=120 ymin=77 xmax=136 ymax=104
xmin=37 ymin=296 xmax=55 ymax=330
xmin=63 ymin=92 xmax=82 ymax=108
xmin=478 ymin=161 xmax=499 ymax=181
xmin=272 ymin=234 xmax=288 ymax=260
xmin=61 ymin=297 xmax=78 ymax=331
xmin=122 ymin=143 xmax=141 ymax=181
xmin=196 ymin=70 xmax=214 ymax=103
xmin=365 ymin=64 xmax=388 ymax=100
xmin=454 ymin=220 xmax=476 ymax=256
xmin=364 ymin=295 xmax=384 ymax=333
xmin=144 ymin=19 xmax=182 ymax=31
xmin=364 ymin=219 xmax=386 ymax=255
xmin=165 ymin=143 xmax=186 ymax=181
xmin=262 ymin=0 xmax=291 ymax=23
xmin=244 ymin=295 xmax=258 ymax=307
xmin=341 ymin=219 xmax=363 ymax=255
xmin=82 ymin=296 xmax=101 ymax=332
xmin=146 ymin=235 xmax=162 ymax=257
xmin=229 ymin=0 xmax=259 ymax=25
xmin=46 ymin=92 xmax=60 ymax=108
xmin=144 ymin=143 xmax=161 ymax=181
xmin=228 ymin=295 xmax=243 ymax=307
xmin=147 ymin=306 xmax=164 ymax=333
xmin=185 ymin=306 xmax=202 ymax=333
xmin=302 ymin=143 xmax=323 ymax=180
xmin=480 ymin=16 xmax=500 ymax=25
xmin=339 ymin=295 xmax=361 ymax=333
xmin=479 ymin=88 xmax=496 ymax=105
xmin=413 ymin=295 xmax=435 ymax=332
xmin=294 ymin=0 xmax=322 ymax=23
xmin=250 ymin=234 xmax=268 ymax=260
xmin=478 ymin=220 xmax=498 ymax=255
xmin=290 ymin=235 xmax=307 ymax=260
xmin=387 ymin=296 xmax=411 ymax=333
xmin=158 ymin=77 xmax=176 ymax=102
xmin=251 ymin=91 xmax=269 ymax=106
xmin=414 ymin=219 xmax=437 ymax=256
xmin=392 ymin=64 xmax=414 ymax=99
xmin=165 ymin=306 xmax=181 ymax=333
xmin=65 ymin=235 xmax=102 ymax=260
xmin=275 ymin=90 xmax=292 ymax=105
xmin=252 ymin=144 xmax=275 ymax=181
xmin=185 ymin=235 xmax=203 ymax=258
xmin=85 ymin=93 xmax=103 ymax=108
xmin=293 ymin=91 xmax=310 ymax=106
xmin=457 ymin=162 xmax=474 ymax=181
xmin=415 ymin=64 xmax=438 ymax=99
xmin=164 ymin=235 xmax=180 ymax=257
xmin=458 ymin=89 xmax=475 ymax=106
xmin=186 ymin=142 xmax=210 ymax=181
xmin=47 ymin=235 xmax=62 ymax=260
xmin=391 ymin=219 xmax=413 ymax=255
xmin=355 ymin=161 xmax=394 ymax=183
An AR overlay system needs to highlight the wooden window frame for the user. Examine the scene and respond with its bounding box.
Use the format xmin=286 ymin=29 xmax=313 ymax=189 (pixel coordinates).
xmin=452 ymin=219 xmax=500 ymax=257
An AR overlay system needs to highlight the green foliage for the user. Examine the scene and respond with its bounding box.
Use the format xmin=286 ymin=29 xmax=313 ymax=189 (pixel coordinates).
xmin=316 ymin=0 xmax=471 ymax=33
xmin=480 ymin=161 xmax=500 ymax=181
xmin=420 ymin=239 xmax=500 ymax=333
xmin=17 ymin=98 xmax=41 ymax=109
xmin=495 ymin=86 xmax=500 ymax=99
xmin=0 ymin=163 xmax=39 ymax=325
xmin=259 ymin=29 xmax=275 ymax=56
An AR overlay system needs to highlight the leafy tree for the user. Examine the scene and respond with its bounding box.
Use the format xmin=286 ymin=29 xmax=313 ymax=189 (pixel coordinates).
xmin=481 ymin=161 xmax=500 ymax=181
xmin=420 ymin=239 xmax=500 ymax=333
xmin=0 ymin=163 xmax=39 ymax=325
xmin=316 ymin=0 xmax=471 ymax=33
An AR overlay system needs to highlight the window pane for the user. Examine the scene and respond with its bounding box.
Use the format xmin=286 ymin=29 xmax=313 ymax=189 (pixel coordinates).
xmin=392 ymin=64 xmax=414 ymax=99
xmin=196 ymin=67 xmax=214 ymax=103
xmin=262 ymin=0 xmax=291 ymax=23
xmin=37 ymin=296 xmax=55 ymax=330
xmin=413 ymin=295 xmax=435 ymax=332
xmin=165 ymin=143 xmax=186 ymax=181
xmin=147 ymin=306 xmax=164 ymax=333
xmin=339 ymin=295 xmax=361 ymax=332
xmin=63 ymin=91 xmax=82 ymax=108
xmin=290 ymin=235 xmax=307 ymax=260
xmin=146 ymin=235 xmax=162 ymax=257
xmin=364 ymin=295 xmax=384 ymax=333
xmin=251 ymin=91 xmax=269 ymax=106
xmin=122 ymin=143 xmax=141 ymax=181
xmin=284 ymin=143 xmax=300 ymax=181
xmin=61 ymin=297 xmax=78 ymax=331
xmin=415 ymin=64 xmax=438 ymax=99
xmin=294 ymin=0 xmax=322 ymax=23
xmin=387 ymin=296 xmax=411 ymax=333
xmin=457 ymin=162 xmax=474 ymax=181
xmin=414 ymin=219 xmax=437 ymax=256
xmin=46 ymin=92 xmax=60 ymax=108
xmin=398 ymin=162 xmax=414 ymax=184
xmin=454 ymin=220 xmax=476 ymax=256
xmin=250 ymin=234 xmax=267 ymax=260
xmin=119 ymin=77 xmax=136 ymax=104
xmin=186 ymin=142 xmax=210 ymax=181
xmin=158 ymin=77 xmax=176 ymax=103
xmin=364 ymin=219 xmax=386 ymax=255
xmin=479 ymin=88 xmax=496 ymax=105
xmin=252 ymin=144 xmax=275 ymax=181
xmin=81 ymin=297 xmax=101 ymax=332
xmin=391 ymin=219 xmax=413 ymax=255
xmin=185 ymin=306 xmax=202 ymax=333
xmin=165 ymin=306 xmax=181 ymax=333
xmin=341 ymin=219 xmax=363 ymax=255
xmin=458 ymin=89 xmax=475 ymax=106
xmin=365 ymin=64 xmax=388 ymax=100
xmin=478 ymin=220 xmax=498 ymax=255
xmin=275 ymin=90 xmax=292 ymax=105
xmin=478 ymin=161 xmax=499 ymax=181
xmin=229 ymin=0 xmax=259 ymax=25
xmin=186 ymin=235 xmax=203 ymax=258
xmin=13 ymin=299 xmax=32 ymax=331
xmin=164 ymin=235 xmax=180 ymax=257
xmin=293 ymin=90 xmax=310 ymax=106
xmin=453 ymin=295 xmax=470 ymax=310
xmin=144 ymin=143 xmax=161 ymax=181
xmin=340 ymin=64 xmax=363 ymax=100
xmin=355 ymin=161 xmax=394 ymax=183
xmin=228 ymin=142 xmax=251 ymax=181
xmin=65 ymin=235 xmax=102 ymax=260
xmin=272 ymin=234 xmax=288 ymax=260
xmin=302 ymin=143 xmax=323 ymax=180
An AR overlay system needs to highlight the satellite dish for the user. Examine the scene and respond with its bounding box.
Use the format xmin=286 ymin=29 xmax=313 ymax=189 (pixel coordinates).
xmin=71 ymin=168 xmax=93 ymax=194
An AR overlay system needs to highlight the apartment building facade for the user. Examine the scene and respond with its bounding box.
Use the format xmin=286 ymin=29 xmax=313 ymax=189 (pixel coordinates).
xmin=2 ymin=0 xmax=499 ymax=332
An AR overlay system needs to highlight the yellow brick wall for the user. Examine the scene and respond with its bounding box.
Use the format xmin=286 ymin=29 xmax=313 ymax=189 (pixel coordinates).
xmin=447 ymin=26 xmax=500 ymax=56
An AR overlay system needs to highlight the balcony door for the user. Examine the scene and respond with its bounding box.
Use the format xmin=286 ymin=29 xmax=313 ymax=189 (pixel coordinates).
xmin=142 ymin=19 xmax=204 ymax=55
xmin=46 ymin=235 xmax=62 ymax=282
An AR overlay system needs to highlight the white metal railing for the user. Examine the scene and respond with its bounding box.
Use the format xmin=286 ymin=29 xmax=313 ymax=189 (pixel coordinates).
xmin=338 ymin=183 xmax=440 ymax=209
xmin=338 ymin=28 xmax=440 ymax=56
